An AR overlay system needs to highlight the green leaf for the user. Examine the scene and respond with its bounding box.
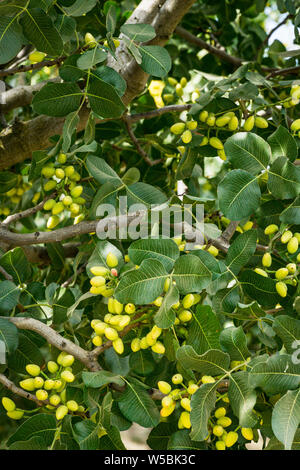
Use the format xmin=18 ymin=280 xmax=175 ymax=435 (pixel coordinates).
xmin=128 ymin=238 xmax=179 ymax=272
xmin=95 ymin=66 xmax=127 ymax=97
xmin=63 ymin=0 xmax=98 ymax=16
xmin=273 ymin=315 xmax=300 ymax=354
xmin=0 ymin=248 xmax=31 ymax=283
xmin=168 ymin=430 xmax=207 ymax=450
xmin=0 ymin=317 xmax=18 ymax=354
xmin=87 ymin=240 xmax=124 ymax=274
xmin=268 ymin=125 xmax=298 ymax=162
xmin=129 ymin=349 xmax=155 ymax=376
xmin=0 ymin=16 xmax=23 ymax=64
xmin=272 ymin=389 xmax=300 ymax=450
xmin=249 ymin=354 xmax=300 ymax=395
xmin=0 ymin=171 xmax=18 ymax=194
xmin=240 ymin=270 xmax=279 ymax=306
xmin=268 ymin=156 xmax=300 ymax=199
xmin=126 ymin=182 xmax=167 ymax=206
xmin=29 ymin=151 xmax=51 ymax=181
xmin=121 ymin=23 xmax=156 ymax=42
xmin=114 ymin=259 xmax=168 ymax=305
xmin=73 ymin=420 xmax=99 ymax=450
xmin=228 ymin=371 xmax=258 ymax=427
xmin=82 ymin=371 xmax=125 ymax=388
xmin=176 ymin=345 xmax=230 ymax=376
xmin=218 ymin=170 xmax=261 ymax=220
xmin=280 ymin=196 xmax=300 ymax=224
xmin=139 ymin=45 xmax=172 ymax=78
xmin=190 ymin=382 xmax=218 ymax=441
xmin=9 ymin=436 xmax=48 ymax=450
xmin=86 ymin=156 xmax=121 ymax=185
xmin=225 ymin=230 xmax=257 ymax=275
xmin=62 ymin=111 xmax=80 ymax=153
xmin=224 ymin=132 xmax=271 ymax=175
xmin=147 ymin=422 xmax=175 ymax=450
xmin=212 ymin=285 xmax=240 ymax=313
xmin=8 ymin=332 xmax=44 ymax=372
xmin=154 ymin=283 xmax=179 ymax=328
xmin=186 ymin=305 xmax=221 ymax=354
xmin=54 ymin=14 xmax=76 ymax=41
xmin=99 ymin=425 xmax=126 ymax=450
xmin=32 ymin=82 xmax=82 ymax=117
xmin=20 ymin=8 xmax=63 ymax=56
xmin=7 ymin=414 xmax=56 ymax=446
xmin=118 ymin=378 xmax=160 ymax=428
xmin=87 ymin=76 xmax=125 ymax=118
xmin=77 ymin=48 xmax=107 ymax=70
xmin=106 ymin=4 xmax=117 ymax=35
xmin=172 ymin=254 xmax=212 ymax=294
xmin=0 ymin=281 xmax=20 ymax=314
xmin=220 ymin=326 xmax=250 ymax=361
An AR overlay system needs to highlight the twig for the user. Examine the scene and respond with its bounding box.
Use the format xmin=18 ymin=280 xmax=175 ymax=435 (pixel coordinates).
xmin=62 ymin=263 xmax=87 ymax=288
xmin=0 ymin=266 xmax=13 ymax=281
xmin=123 ymin=115 xmax=163 ymax=166
xmin=0 ymin=373 xmax=48 ymax=406
xmin=2 ymin=193 xmax=56 ymax=226
xmin=266 ymin=65 xmax=300 ymax=80
xmin=256 ymin=14 xmax=291 ymax=59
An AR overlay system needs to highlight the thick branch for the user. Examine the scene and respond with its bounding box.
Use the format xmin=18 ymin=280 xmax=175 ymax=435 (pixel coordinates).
xmin=2 ymin=317 xmax=100 ymax=372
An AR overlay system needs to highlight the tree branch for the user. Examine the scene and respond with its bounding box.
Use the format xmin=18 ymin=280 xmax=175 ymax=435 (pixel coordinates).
xmin=2 ymin=193 xmax=56 ymax=226
xmin=0 ymin=373 xmax=47 ymax=406
xmin=1 ymin=317 xmax=100 ymax=372
xmin=0 ymin=265 xmax=13 ymax=281
xmin=175 ymin=26 xmax=243 ymax=67
xmin=123 ymin=115 xmax=162 ymax=166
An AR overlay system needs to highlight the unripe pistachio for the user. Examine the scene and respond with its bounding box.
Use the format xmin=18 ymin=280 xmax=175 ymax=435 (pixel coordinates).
xmin=90 ymin=266 xmax=109 ymax=276
xmin=276 ymin=281 xmax=287 ymax=298
xmin=53 ymin=380 xmax=63 ymax=390
xmin=208 ymin=246 xmax=219 ymax=257
xmin=206 ymin=114 xmax=216 ymax=126
xmin=178 ymin=310 xmax=192 ymax=322
xmin=287 ymin=237 xmax=299 ymax=254
xmin=26 ymin=364 xmax=41 ymax=377
xmin=241 ymin=427 xmax=253 ymax=440
xmin=172 ymin=374 xmax=183 ymax=385
xmin=215 ymin=407 xmax=227 ymax=419
xmin=106 ymin=252 xmax=118 ymax=268
xmin=287 ymin=263 xmax=297 ymax=274
xmin=50 ymin=395 xmax=61 ymax=406
xmin=180 ymin=77 xmax=187 ymax=87
xmin=48 ymin=361 xmax=59 ymax=374
xmin=7 ymin=410 xmax=24 ymax=420
xmin=244 ymin=116 xmax=255 ymax=131
xmin=160 ymin=403 xmax=175 ymax=417
xmin=44 ymin=180 xmax=57 ymax=192
xmin=34 ymin=377 xmax=44 ymax=389
xmin=70 ymin=186 xmax=83 ymax=198
xmin=113 ymin=338 xmax=124 ymax=355
xmin=151 ymin=341 xmax=165 ymax=354
xmin=217 ymin=416 xmax=232 ymax=428
xmin=202 ymin=375 xmax=215 ymax=384
xmin=187 ymin=383 xmax=198 ymax=395
xmin=29 ymin=51 xmax=46 ymax=63
xmin=216 ymin=441 xmax=226 ymax=450
xmin=199 ymin=110 xmax=208 ymax=122
xmin=63 ymin=196 xmax=73 ymax=206
xmin=170 ymin=123 xmax=185 ymax=135
xmin=125 ymin=303 xmax=136 ymax=314
xmin=90 ymin=276 xmax=106 ymax=287
xmin=56 ymin=405 xmax=68 ymax=420
xmin=281 ymin=230 xmax=293 ymax=244
xmin=224 ymin=431 xmax=238 ymax=447
xmin=228 ymin=116 xmax=239 ymax=131
xmin=36 ymin=389 xmax=48 ymax=401
xmin=90 ymin=286 xmax=105 ymax=295
xmin=275 ymin=268 xmax=289 ymax=280
xmin=57 ymin=352 xmax=68 ymax=365
xmin=92 ymin=335 xmax=103 ymax=347
xmin=57 ymin=153 xmax=67 ymax=164
xmin=182 ymin=294 xmax=194 ymax=309
xmin=175 ymin=83 xmax=183 ymax=97
xmin=200 ymin=136 xmax=208 ymax=146
xmin=158 ymin=381 xmax=171 ymax=395
xmin=55 ymin=168 xmax=65 ymax=180
xmin=216 ymin=115 xmax=231 ymax=127
xmin=44 ymin=199 xmax=56 ymax=211
xmin=104 ymin=327 xmax=118 ymax=341
xmin=44 ymin=380 xmax=55 ymax=390
xmin=2 ymin=397 xmax=16 ymax=412
xmin=151 ymin=325 xmax=162 ymax=339
xmin=131 ymin=338 xmax=141 ymax=352
xmin=60 ymin=371 xmax=75 ymax=383
xmin=168 ymin=77 xmax=177 ymax=86
xmin=20 ymin=379 xmax=35 ymax=392
xmin=262 ymin=252 xmax=272 ymax=267
xmin=65 ymin=165 xmax=75 ymax=177
xmin=209 ymin=137 xmax=223 ymax=150
xmin=47 ymin=215 xmax=60 ymax=229
xmin=153 ymin=296 xmax=163 ymax=307
xmin=140 ymin=337 xmax=149 ymax=349
xmin=255 ymin=116 xmax=268 ymax=128
xmin=70 ymin=203 xmax=80 ymax=215
xmin=181 ymin=130 xmax=192 ymax=144
xmin=243 ymin=221 xmax=253 ymax=231
xmin=180 ymin=397 xmax=191 ymax=412
xmin=113 ymin=299 xmax=123 ymax=314
xmin=218 ymin=149 xmax=226 ymax=161
xmin=186 ymin=120 xmax=197 ymax=130
xmin=213 ymin=425 xmax=224 ymax=437
xmin=61 ymin=355 xmax=75 ymax=368
xmin=67 ymin=400 xmax=78 ymax=412
xmin=264 ymin=224 xmax=278 ymax=235
xmin=291 ymin=118 xmax=300 ymax=132
xmin=52 ymin=202 xmax=64 ymax=215
xmin=180 ymin=411 xmax=191 ymax=429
